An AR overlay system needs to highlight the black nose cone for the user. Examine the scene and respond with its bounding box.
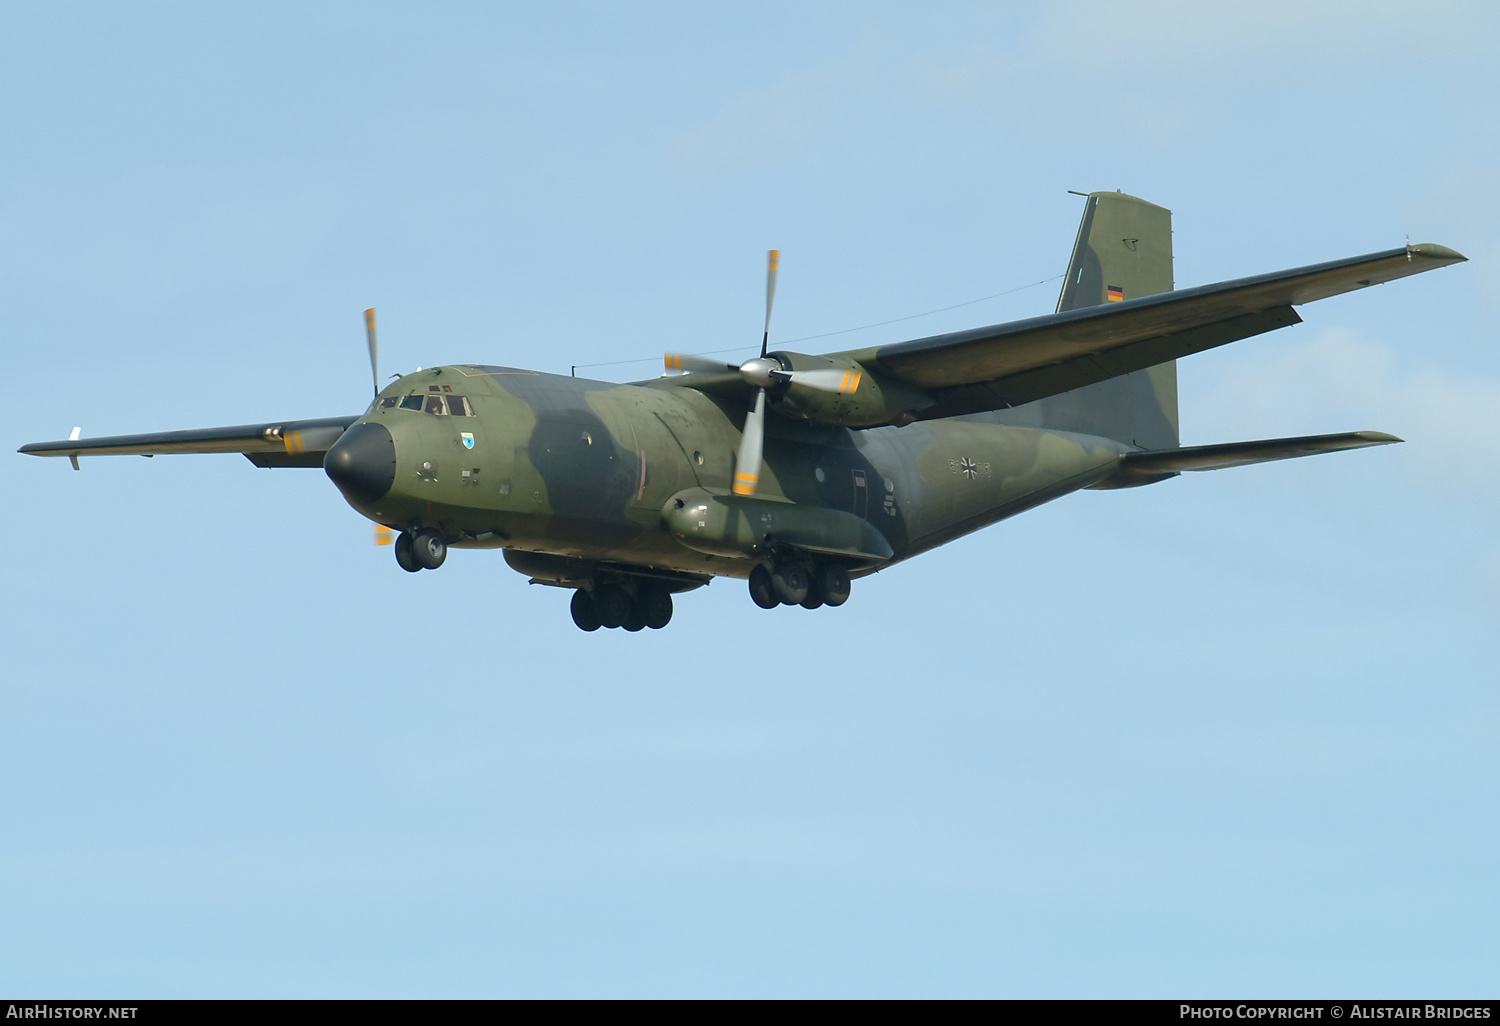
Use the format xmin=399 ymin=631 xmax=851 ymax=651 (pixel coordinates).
xmin=324 ymin=422 xmax=396 ymax=504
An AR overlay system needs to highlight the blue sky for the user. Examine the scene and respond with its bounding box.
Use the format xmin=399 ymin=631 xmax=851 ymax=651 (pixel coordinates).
xmin=2 ymin=1 xmax=1495 ymax=997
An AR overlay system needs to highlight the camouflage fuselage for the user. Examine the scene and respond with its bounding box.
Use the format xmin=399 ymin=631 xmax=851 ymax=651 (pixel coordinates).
xmin=340 ymin=364 xmax=1129 ymax=579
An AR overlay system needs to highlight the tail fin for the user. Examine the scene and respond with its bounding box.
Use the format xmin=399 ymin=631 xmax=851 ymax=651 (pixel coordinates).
xmin=999 ymin=190 xmax=1180 ymax=453
xmin=1056 ymin=190 xmax=1174 ymax=312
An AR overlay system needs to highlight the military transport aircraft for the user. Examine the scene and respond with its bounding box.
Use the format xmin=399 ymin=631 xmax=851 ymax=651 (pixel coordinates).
xmin=20 ymin=192 xmax=1465 ymax=631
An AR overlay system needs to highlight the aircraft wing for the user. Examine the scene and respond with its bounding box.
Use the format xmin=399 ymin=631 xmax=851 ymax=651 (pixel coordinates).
xmin=835 ymin=243 xmax=1464 ymax=421
xmin=18 ymin=416 xmax=359 ymax=468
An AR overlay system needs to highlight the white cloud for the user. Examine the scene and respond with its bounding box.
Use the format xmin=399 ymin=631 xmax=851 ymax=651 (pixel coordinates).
xmin=659 ymin=2 xmax=1495 ymax=176
xmin=1187 ymin=327 xmax=1500 ymax=508
xmin=1025 ymin=0 xmax=1486 ymax=72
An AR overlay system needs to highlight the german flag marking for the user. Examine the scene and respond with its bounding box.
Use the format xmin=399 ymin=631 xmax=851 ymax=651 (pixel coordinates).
xmin=1107 ymin=286 xmax=1124 ymax=302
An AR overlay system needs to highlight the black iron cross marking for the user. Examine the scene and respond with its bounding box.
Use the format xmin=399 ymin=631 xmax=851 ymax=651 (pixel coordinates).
xmin=959 ymin=457 xmax=978 ymax=479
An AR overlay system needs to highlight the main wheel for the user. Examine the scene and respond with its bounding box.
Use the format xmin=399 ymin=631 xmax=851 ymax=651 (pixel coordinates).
xmin=622 ymin=600 xmax=646 ymax=632
xmin=748 ymin=566 xmax=779 ymax=609
xmin=593 ymin=585 xmax=630 ymax=629
xmin=818 ymin=564 xmax=851 ymax=607
xmin=639 ymin=585 xmax=674 ymax=629
xmin=412 ymin=528 xmax=447 ymax=570
xmin=771 ymin=561 xmax=809 ymax=605
xmin=570 ymin=589 xmax=601 ymax=632
xmin=394 ymin=532 xmax=422 ymax=573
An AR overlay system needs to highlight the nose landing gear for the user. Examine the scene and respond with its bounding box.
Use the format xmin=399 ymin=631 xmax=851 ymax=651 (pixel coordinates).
xmin=392 ymin=528 xmax=448 ymax=572
xmin=394 ymin=531 xmax=421 ymax=573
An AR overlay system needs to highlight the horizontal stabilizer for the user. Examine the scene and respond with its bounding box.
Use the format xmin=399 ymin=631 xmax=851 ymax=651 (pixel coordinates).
xmin=1103 ymin=430 xmax=1401 ymax=486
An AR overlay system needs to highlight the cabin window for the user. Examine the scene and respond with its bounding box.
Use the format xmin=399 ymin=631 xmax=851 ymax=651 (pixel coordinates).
xmin=398 ymin=395 xmax=424 ymax=411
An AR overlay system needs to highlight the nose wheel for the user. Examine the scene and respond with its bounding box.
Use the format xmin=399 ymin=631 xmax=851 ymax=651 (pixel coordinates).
xmin=393 ymin=529 xmax=448 ymax=572
xmin=394 ymin=531 xmax=421 ymax=572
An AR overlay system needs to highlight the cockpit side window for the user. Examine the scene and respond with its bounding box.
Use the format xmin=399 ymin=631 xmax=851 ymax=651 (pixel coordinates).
xmin=447 ymin=395 xmax=473 ymax=416
xmin=398 ymin=395 xmax=424 ymax=411
xmin=376 ymin=396 xmax=399 ymax=410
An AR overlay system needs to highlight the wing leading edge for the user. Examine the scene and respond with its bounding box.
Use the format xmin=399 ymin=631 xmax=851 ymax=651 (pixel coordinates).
xmin=834 ymin=243 xmax=1464 ymax=421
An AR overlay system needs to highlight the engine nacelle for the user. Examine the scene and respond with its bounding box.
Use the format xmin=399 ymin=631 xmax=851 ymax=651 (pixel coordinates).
xmin=662 ymin=488 xmax=894 ymax=563
xmin=767 ymin=351 xmax=932 ymax=428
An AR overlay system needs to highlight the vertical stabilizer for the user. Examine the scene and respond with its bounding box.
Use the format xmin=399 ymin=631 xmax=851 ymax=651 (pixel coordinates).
xmin=1057 ymin=190 xmax=1174 ymax=312
xmin=998 ymin=191 xmax=1180 ymax=454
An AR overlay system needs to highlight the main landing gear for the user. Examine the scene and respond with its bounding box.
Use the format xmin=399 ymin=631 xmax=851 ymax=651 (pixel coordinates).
xmin=748 ymin=558 xmax=851 ymax=611
xmin=394 ymin=529 xmax=447 ymax=572
xmin=570 ymin=582 xmax=674 ymax=632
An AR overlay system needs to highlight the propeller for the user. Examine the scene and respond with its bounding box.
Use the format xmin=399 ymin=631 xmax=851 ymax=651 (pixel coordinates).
xmin=664 ymin=252 xmax=863 ymax=496
xmin=365 ymin=309 xmax=397 ymax=550
xmin=736 ymin=250 xmax=778 ymax=495
xmin=364 ymin=308 xmax=380 ymax=396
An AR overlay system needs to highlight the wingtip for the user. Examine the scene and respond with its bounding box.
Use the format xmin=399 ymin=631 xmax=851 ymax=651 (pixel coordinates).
xmin=1354 ymin=430 xmax=1404 ymax=444
xmin=1409 ymin=243 xmax=1466 ymax=263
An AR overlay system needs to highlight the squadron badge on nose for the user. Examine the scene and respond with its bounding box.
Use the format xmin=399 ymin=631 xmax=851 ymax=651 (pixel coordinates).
xmin=461 ymin=432 xmax=475 ymax=450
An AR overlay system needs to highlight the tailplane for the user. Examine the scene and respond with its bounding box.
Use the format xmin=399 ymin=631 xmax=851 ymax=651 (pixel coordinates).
xmin=1093 ymin=430 xmax=1402 ymax=489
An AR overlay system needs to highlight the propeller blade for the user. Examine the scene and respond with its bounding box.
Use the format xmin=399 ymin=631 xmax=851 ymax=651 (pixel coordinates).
xmin=732 ymin=388 xmax=766 ymax=496
xmin=784 ymin=367 xmax=863 ymax=394
xmin=364 ymin=308 xmax=380 ymax=396
xmin=761 ymin=249 xmax=779 ymax=357
xmin=374 ymin=523 xmax=396 ymax=546
xmin=664 ymin=353 xmax=738 ymax=374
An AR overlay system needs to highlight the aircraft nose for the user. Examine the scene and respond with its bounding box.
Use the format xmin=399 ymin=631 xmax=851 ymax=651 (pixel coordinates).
xmin=324 ymin=421 xmax=396 ymax=503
